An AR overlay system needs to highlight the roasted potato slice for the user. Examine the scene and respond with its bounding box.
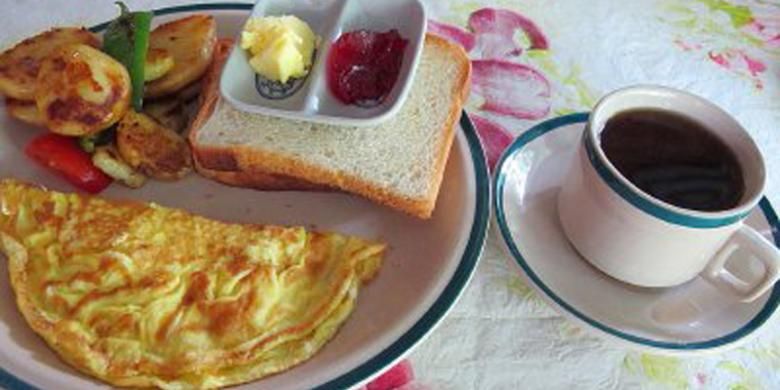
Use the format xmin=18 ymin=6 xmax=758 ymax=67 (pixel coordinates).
xmin=35 ymin=44 xmax=131 ymax=136
xmin=143 ymin=97 xmax=186 ymax=133
xmin=0 ymin=27 xmax=99 ymax=100
xmin=92 ymin=146 xmax=147 ymax=188
xmin=5 ymin=98 xmax=44 ymax=126
xmin=145 ymin=15 xmax=216 ymax=98
xmin=117 ymin=111 xmax=191 ymax=180
xmin=144 ymin=48 xmax=175 ymax=82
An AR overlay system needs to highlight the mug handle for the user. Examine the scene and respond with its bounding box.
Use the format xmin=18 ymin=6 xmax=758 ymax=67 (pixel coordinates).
xmin=703 ymin=225 xmax=780 ymax=302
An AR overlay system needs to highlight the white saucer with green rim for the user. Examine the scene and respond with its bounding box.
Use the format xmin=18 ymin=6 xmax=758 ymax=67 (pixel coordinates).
xmin=493 ymin=113 xmax=780 ymax=355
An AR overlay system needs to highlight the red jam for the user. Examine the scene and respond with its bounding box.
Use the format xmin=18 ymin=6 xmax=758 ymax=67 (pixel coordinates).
xmin=326 ymin=29 xmax=408 ymax=106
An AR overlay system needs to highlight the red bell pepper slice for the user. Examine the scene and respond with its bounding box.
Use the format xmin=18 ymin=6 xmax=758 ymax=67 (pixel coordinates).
xmin=25 ymin=133 xmax=112 ymax=194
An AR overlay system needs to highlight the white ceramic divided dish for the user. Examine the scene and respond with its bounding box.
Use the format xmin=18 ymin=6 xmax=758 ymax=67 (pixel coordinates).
xmin=220 ymin=0 xmax=426 ymax=126
xmin=0 ymin=5 xmax=487 ymax=390
xmin=493 ymin=113 xmax=780 ymax=355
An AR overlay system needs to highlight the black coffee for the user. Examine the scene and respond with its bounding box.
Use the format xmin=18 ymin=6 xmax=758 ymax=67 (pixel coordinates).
xmin=600 ymin=109 xmax=744 ymax=211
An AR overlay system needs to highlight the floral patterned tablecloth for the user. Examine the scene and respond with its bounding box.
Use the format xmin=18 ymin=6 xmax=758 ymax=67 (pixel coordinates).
xmin=410 ymin=1 xmax=780 ymax=389
xmin=2 ymin=1 xmax=779 ymax=389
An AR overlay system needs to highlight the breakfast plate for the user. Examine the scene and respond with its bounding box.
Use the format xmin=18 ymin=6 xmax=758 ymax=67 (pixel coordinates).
xmin=0 ymin=3 xmax=488 ymax=389
xmin=493 ymin=113 xmax=780 ymax=355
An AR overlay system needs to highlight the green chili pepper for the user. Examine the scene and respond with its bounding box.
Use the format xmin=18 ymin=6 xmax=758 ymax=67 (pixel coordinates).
xmin=102 ymin=1 xmax=152 ymax=112
xmin=78 ymin=136 xmax=96 ymax=154
xmin=78 ymin=126 xmax=117 ymax=153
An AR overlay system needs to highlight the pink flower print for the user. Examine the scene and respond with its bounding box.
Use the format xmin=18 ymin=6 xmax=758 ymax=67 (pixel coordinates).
xmin=742 ymin=54 xmax=766 ymax=77
xmin=743 ymin=18 xmax=780 ymax=48
xmin=468 ymin=8 xmax=549 ymax=59
xmin=471 ymin=59 xmax=551 ymax=120
xmin=707 ymin=48 xmax=767 ymax=88
xmin=673 ymin=38 xmax=703 ymax=52
xmin=471 ymin=114 xmax=514 ymax=171
xmin=366 ymin=359 xmax=415 ymax=390
xmin=427 ymin=20 xmax=476 ymax=52
xmin=708 ymin=51 xmax=729 ymax=67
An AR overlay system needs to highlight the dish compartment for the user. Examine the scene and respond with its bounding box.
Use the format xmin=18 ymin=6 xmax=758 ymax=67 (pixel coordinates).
xmin=220 ymin=0 xmax=426 ymax=126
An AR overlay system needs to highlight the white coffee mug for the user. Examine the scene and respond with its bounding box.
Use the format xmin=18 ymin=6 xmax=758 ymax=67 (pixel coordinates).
xmin=558 ymin=85 xmax=780 ymax=302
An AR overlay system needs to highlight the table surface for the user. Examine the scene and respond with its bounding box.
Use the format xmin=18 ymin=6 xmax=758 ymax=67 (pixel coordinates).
xmin=2 ymin=0 xmax=779 ymax=389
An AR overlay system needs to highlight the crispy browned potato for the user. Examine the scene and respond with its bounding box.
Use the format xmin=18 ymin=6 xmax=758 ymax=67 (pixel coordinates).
xmin=143 ymin=97 xmax=186 ymax=133
xmin=35 ymin=44 xmax=131 ymax=136
xmin=5 ymin=98 xmax=44 ymax=126
xmin=117 ymin=111 xmax=191 ymax=180
xmin=145 ymin=15 xmax=216 ymax=98
xmin=0 ymin=27 xmax=98 ymax=100
xmin=144 ymin=48 xmax=175 ymax=82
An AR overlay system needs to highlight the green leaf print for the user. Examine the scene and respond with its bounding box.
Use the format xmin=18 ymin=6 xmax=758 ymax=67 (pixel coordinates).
xmin=698 ymin=0 xmax=754 ymax=28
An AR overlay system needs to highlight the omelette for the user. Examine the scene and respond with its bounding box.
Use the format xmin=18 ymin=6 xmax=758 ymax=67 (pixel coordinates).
xmin=0 ymin=179 xmax=384 ymax=388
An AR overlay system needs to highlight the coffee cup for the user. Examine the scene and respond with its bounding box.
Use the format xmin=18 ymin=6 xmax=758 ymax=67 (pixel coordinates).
xmin=558 ymin=85 xmax=780 ymax=302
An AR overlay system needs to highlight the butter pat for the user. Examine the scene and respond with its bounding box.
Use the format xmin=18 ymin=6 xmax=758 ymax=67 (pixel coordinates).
xmin=240 ymin=15 xmax=318 ymax=83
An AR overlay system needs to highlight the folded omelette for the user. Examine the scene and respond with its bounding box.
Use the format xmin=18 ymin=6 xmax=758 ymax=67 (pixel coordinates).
xmin=0 ymin=179 xmax=385 ymax=389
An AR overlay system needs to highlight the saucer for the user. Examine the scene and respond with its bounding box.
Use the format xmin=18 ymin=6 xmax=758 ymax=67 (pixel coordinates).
xmin=493 ymin=113 xmax=780 ymax=355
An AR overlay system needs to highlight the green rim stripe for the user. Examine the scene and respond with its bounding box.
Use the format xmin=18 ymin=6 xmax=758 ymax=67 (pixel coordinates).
xmin=0 ymin=4 xmax=489 ymax=389
xmin=0 ymin=370 xmax=35 ymax=390
xmin=493 ymin=112 xmax=780 ymax=350
xmin=583 ymin=133 xmax=750 ymax=229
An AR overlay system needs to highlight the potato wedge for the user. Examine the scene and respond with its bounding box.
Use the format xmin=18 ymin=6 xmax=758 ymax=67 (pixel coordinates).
xmin=92 ymin=146 xmax=147 ymax=188
xmin=36 ymin=44 xmax=131 ymax=136
xmin=117 ymin=111 xmax=191 ymax=180
xmin=143 ymin=97 xmax=186 ymax=133
xmin=0 ymin=27 xmax=99 ymax=100
xmin=145 ymin=15 xmax=216 ymax=98
xmin=5 ymin=98 xmax=45 ymax=126
xmin=144 ymin=48 xmax=175 ymax=82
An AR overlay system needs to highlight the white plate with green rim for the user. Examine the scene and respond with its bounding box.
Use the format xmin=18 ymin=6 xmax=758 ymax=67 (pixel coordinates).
xmin=0 ymin=3 xmax=488 ymax=389
xmin=493 ymin=112 xmax=780 ymax=355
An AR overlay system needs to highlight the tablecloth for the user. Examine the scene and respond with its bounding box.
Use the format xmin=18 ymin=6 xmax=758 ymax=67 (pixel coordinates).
xmin=1 ymin=0 xmax=779 ymax=389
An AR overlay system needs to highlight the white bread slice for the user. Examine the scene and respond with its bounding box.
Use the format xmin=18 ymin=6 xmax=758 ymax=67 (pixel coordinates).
xmin=190 ymin=38 xmax=330 ymax=192
xmin=190 ymin=35 xmax=471 ymax=219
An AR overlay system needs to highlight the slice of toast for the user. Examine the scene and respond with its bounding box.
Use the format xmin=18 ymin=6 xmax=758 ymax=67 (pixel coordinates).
xmin=189 ymin=35 xmax=471 ymax=218
xmin=191 ymin=39 xmax=328 ymax=191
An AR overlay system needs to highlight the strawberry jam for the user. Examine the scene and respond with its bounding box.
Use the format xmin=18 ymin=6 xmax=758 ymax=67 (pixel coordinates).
xmin=326 ymin=29 xmax=408 ymax=106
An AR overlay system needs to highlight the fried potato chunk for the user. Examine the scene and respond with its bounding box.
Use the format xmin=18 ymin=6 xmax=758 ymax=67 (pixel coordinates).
xmin=143 ymin=97 xmax=186 ymax=133
xmin=92 ymin=146 xmax=147 ymax=188
xmin=117 ymin=111 xmax=191 ymax=180
xmin=0 ymin=27 xmax=99 ymax=100
xmin=35 ymin=44 xmax=131 ymax=136
xmin=145 ymin=15 xmax=216 ymax=98
xmin=5 ymin=98 xmax=44 ymax=126
xmin=144 ymin=48 xmax=175 ymax=82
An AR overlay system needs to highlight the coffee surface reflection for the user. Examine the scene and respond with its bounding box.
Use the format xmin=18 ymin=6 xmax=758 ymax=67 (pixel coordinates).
xmin=600 ymin=109 xmax=744 ymax=211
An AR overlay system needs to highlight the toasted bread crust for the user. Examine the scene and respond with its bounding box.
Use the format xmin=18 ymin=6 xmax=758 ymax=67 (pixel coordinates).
xmin=189 ymin=35 xmax=471 ymax=218
xmin=188 ymin=37 xmax=230 ymax=139
xmin=189 ymin=38 xmax=329 ymax=192
xmin=194 ymin=158 xmax=330 ymax=191
xmin=418 ymin=35 xmax=471 ymax=217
